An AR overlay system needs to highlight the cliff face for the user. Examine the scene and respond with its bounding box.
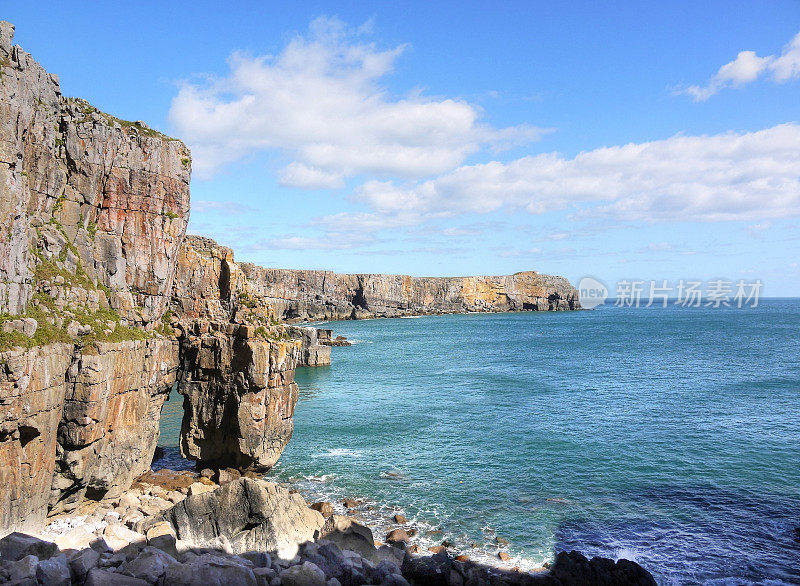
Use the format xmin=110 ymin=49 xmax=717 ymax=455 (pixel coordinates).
xmin=240 ymin=267 xmax=580 ymax=322
xmin=0 ymin=23 xmax=190 ymax=324
xmin=170 ymin=236 xmax=304 ymax=470
xmin=0 ymin=19 xmax=581 ymax=538
xmin=0 ymin=21 xmax=189 ymax=532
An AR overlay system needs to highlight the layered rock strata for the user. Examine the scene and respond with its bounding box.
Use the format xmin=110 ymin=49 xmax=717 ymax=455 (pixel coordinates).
xmin=0 ymin=21 xmax=190 ymax=323
xmin=240 ymin=267 xmax=580 ymax=322
xmin=0 ymin=23 xmax=301 ymax=535
xmin=0 ymin=19 xmax=583 ymax=543
xmin=169 ymin=236 xmax=304 ymax=470
xmin=0 ymin=20 xmax=189 ymax=534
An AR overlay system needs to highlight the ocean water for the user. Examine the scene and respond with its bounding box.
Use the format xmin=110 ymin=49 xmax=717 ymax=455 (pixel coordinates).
xmin=157 ymin=299 xmax=800 ymax=585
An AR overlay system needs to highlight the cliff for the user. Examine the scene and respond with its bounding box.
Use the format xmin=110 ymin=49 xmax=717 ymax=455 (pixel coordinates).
xmin=0 ymin=20 xmax=579 ymax=538
xmin=240 ymin=267 xmax=580 ymax=321
xmin=0 ymin=20 xmax=189 ymax=532
xmin=0 ymin=23 xmax=301 ymax=534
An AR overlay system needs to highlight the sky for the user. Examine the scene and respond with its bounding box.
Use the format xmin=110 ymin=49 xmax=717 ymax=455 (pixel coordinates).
xmin=6 ymin=1 xmax=800 ymax=295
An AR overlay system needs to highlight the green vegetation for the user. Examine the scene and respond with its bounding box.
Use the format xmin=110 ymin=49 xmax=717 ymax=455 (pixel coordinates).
xmin=238 ymin=290 xmax=257 ymax=309
xmin=181 ymin=158 xmax=190 ymax=168
xmin=163 ymin=210 xmax=179 ymax=220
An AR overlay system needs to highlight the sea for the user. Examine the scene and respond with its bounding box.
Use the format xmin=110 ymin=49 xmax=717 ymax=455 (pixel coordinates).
xmin=156 ymin=299 xmax=800 ymax=585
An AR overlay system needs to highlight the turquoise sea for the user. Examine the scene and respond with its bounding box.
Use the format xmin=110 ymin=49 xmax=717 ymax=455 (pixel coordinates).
xmin=158 ymin=299 xmax=800 ymax=585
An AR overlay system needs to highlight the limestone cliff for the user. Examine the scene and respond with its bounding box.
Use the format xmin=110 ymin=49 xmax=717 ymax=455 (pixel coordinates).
xmin=0 ymin=19 xmax=580 ymax=539
xmin=240 ymin=266 xmax=580 ymax=321
xmin=170 ymin=236 xmax=305 ymax=470
xmin=0 ymin=23 xmax=304 ymax=535
xmin=0 ymin=21 xmax=189 ymax=533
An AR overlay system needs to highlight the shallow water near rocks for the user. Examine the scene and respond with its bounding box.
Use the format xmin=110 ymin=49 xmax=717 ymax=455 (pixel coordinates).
xmin=159 ymin=299 xmax=800 ymax=585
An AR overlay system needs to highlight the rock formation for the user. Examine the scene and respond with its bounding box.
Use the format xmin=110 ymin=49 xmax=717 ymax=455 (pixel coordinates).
xmin=0 ymin=23 xmax=299 ymax=534
xmin=240 ymin=267 xmax=580 ymax=322
xmin=0 ymin=19 xmax=582 ymax=541
xmin=164 ymin=478 xmax=325 ymax=559
xmin=0 ymin=20 xmax=187 ymax=533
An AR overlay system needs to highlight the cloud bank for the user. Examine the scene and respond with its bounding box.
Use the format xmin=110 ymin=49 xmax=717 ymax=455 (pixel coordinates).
xmin=678 ymin=31 xmax=800 ymax=101
xmin=169 ymin=17 xmax=545 ymax=181
xmin=316 ymin=123 xmax=800 ymax=232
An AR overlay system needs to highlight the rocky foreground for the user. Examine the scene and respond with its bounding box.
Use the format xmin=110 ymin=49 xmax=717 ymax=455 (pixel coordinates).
xmin=0 ymin=473 xmax=656 ymax=586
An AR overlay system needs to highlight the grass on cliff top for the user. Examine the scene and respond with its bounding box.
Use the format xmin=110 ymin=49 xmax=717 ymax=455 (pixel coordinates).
xmin=63 ymin=97 xmax=178 ymax=141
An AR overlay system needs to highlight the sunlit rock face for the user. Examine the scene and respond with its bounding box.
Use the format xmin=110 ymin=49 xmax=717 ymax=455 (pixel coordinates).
xmin=0 ymin=21 xmax=186 ymax=532
xmin=171 ymin=236 xmax=302 ymax=471
xmin=0 ymin=22 xmax=190 ymax=324
xmin=239 ymin=266 xmax=581 ymax=322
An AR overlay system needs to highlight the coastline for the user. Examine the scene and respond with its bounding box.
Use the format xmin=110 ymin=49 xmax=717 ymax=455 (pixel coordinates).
xmin=8 ymin=455 xmax=655 ymax=586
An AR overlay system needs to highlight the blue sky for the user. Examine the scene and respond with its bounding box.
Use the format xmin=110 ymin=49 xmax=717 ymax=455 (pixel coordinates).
xmin=7 ymin=1 xmax=800 ymax=295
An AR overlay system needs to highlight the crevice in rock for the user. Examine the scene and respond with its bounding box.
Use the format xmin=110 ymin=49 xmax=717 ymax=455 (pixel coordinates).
xmin=17 ymin=425 xmax=39 ymax=447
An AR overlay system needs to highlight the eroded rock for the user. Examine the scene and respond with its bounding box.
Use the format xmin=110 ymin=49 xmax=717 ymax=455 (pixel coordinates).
xmin=165 ymin=478 xmax=325 ymax=559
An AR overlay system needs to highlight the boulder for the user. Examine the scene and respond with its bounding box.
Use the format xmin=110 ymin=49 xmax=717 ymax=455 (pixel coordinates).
xmin=188 ymin=481 xmax=217 ymax=496
xmin=0 ymin=532 xmax=58 ymax=561
xmin=393 ymin=514 xmax=407 ymax=524
xmin=371 ymin=559 xmax=402 ymax=583
xmin=401 ymin=551 xmax=458 ymax=586
xmin=320 ymin=515 xmax=377 ymax=562
xmin=216 ymin=468 xmax=242 ymax=485
xmin=120 ymin=546 xmax=179 ymax=583
xmin=254 ymin=566 xmax=279 ymax=586
xmin=6 ymin=554 xmax=39 ymax=584
xmin=310 ymin=502 xmax=334 ymax=518
xmin=53 ymin=525 xmax=96 ymax=551
xmin=102 ymin=523 xmax=146 ymax=551
xmin=69 ymin=547 xmax=101 ymax=581
xmin=36 ymin=553 xmax=71 ymax=586
xmin=498 ymin=551 xmax=511 ymax=561
xmin=548 ymin=550 xmax=657 ymax=586
xmin=119 ymin=493 xmax=141 ymax=510
xmin=385 ymin=529 xmax=410 ymax=544
xmin=280 ymin=561 xmax=327 ymax=586
xmin=240 ymin=551 xmax=272 ymax=568
xmin=84 ymin=567 xmax=150 ymax=585
xmin=163 ymin=553 xmax=257 ymax=585
xmin=165 ymin=478 xmax=325 ymax=559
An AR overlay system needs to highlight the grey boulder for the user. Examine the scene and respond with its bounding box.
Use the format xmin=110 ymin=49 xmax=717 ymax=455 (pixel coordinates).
xmin=165 ymin=478 xmax=325 ymax=559
xmin=280 ymin=561 xmax=327 ymax=586
xmin=163 ymin=553 xmax=257 ymax=585
xmin=0 ymin=532 xmax=58 ymax=562
xmin=120 ymin=546 xmax=179 ymax=583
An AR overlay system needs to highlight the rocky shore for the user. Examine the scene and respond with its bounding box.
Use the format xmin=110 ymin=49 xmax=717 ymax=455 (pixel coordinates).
xmin=0 ymin=470 xmax=656 ymax=586
xmin=0 ymin=20 xmax=656 ymax=585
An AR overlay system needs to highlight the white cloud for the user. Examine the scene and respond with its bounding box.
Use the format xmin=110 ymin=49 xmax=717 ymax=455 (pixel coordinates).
xmin=267 ymin=232 xmax=375 ymax=250
xmin=192 ymin=200 xmax=254 ymax=214
xmin=169 ymin=16 xmax=545 ymax=181
xmin=332 ymin=123 xmax=800 ymax=226
xmin=678 ymin=31 xmax=800 ymax=101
